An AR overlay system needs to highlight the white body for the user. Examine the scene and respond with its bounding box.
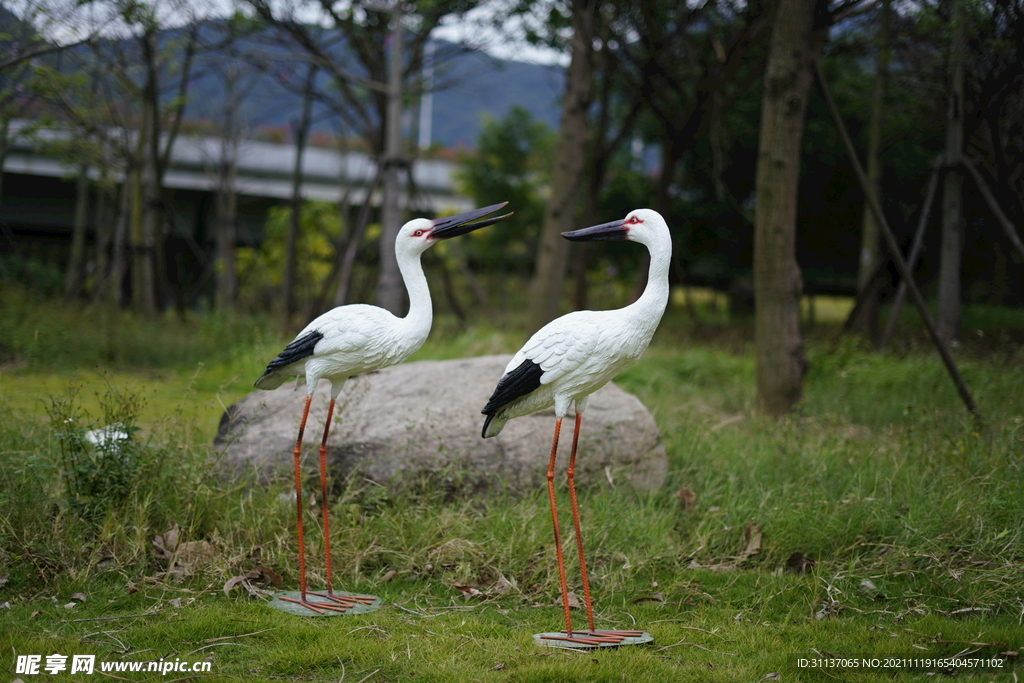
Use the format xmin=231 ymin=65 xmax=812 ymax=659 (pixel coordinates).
xmin=483 ymin=209 xmax=672 ymax=437
xmin=255 ymin=219 xmax=437 ymax=398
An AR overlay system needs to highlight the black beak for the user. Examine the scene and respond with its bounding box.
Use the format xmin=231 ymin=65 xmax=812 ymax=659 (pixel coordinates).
xmin=561 ymin=219 xmax=628 ymax=242
xmin=431 ymin=201 xmax=513 ymax=239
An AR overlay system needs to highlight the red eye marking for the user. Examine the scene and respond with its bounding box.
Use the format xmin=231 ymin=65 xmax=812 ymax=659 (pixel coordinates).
xmin=627 ymin=215 xmax=642 ymax=224
xmin=414 ymin=229 xmax=424 ymax=236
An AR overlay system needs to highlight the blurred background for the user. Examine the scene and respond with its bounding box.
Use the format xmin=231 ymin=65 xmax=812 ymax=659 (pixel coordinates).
xmin=1 ymin=0 xmax=1020 ymax=323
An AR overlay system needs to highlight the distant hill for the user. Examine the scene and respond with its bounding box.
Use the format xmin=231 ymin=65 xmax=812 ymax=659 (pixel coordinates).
xmin=427 ymin=48 xmax=564 ymax=148
xmin=176 ymin=23 xmax=565 ymax=150
xmin=0 ymin=9 xmax=565 ymax=150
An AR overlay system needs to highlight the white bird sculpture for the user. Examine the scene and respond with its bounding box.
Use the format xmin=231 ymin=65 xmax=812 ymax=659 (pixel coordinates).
xmin=257 ymin=202 xmax=511 ymax=614
xmin=481 ymin=208 xmax=671 ymax=645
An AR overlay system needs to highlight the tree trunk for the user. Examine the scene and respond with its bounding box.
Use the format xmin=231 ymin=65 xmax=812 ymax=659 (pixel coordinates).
xmin=110 ymin=175 xmax=132 ymax=306
xmin=753 ymin=0 xmax=822 ymax=415
xmin=0 ymin=116 xmax=8 ymax=212
xmin=64 ymin=165 xmax=90 ymax=299
xmin=282 ymin=65 xmax=316 ymax=328
xmin=130 ymin=122 xmax=147 ymax=311
xmin=92 ymin=175 xmax=112 ymax=303
xmin=853 ymin=0 xmax=890 ymax=340
xmin=937 ymin=0 xmax=965 ymax=344
xmin=134 ymin=31 xmax=160 ymax=316
xmin=215 ymin=148 xmax=239 ymax=310
xmin=215 ymin=68 xmax=243 ymax=312
xmin=526 ymin=0 xmax=596 ymax=333
xmin=375 ymin=3 xmax=406 ymax=315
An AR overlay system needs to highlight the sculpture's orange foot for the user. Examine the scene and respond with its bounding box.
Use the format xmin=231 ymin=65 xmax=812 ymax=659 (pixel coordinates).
xmin=268 ymin=590 xmax=383 ymax=617
xmin=276 ymin=595 xmax=350 ymax=614
xmin=534 ymin=629 xmax=653 ymax=648
xmin=308 ymin=591 xmax=378 ymax=608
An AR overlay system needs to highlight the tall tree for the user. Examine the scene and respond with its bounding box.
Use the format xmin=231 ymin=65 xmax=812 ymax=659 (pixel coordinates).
xmin=937 ymin=0 xmax=965 ymax=344
xmin=753 ymin=0 xmax=827 ymax=415
xmin=211 ymin=64 xmax=257 ymax=312
xmin=242 ymin=0 xmax=487 ymax=315
xmin=526 ymin=0 xmax=597 ymax=333
xmin=852 ymin=0 xmax=890 ymax=340
xmin=281 ymin=64 xmax=316 ymax=327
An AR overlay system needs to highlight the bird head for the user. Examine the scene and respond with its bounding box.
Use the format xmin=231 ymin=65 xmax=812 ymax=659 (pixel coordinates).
xmin=561 ymin=208 xmax=667 ymax=245
xmin=399 ymin=202 xmax=513 ymax=254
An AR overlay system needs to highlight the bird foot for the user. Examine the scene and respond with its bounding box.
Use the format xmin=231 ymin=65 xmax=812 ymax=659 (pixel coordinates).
xmin=276 ymin=595 xmax=352 ymax=614
xmin=539 ymin=630 xmax=646 ymax=645
xmin=307 ymin=591 xmax=378 ymax=607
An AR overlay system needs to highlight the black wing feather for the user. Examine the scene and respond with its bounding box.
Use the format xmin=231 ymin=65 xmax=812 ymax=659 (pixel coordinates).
xmin=254 ymin=330 xmax=323 ymax=385
xmin=481 ymin=358 xmax=543 ymax=415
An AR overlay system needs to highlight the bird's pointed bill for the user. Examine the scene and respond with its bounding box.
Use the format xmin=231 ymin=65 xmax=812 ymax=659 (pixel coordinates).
xmin=431 ymin=201 xmax=512 ymax=239
xmin=562 ymin=219 xmax=628 ymax=242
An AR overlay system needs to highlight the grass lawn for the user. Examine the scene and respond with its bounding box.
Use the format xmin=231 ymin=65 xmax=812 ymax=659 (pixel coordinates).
xmin=2 ymin=291 xmax=1023 ymax=681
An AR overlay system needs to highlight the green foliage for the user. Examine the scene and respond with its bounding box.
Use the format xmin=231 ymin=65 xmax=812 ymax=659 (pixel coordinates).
xmin=0 ymin=254 xmax=64 ymax=299
xmin=456 ymin=106 xmax=555 ymax=276
xmin=236 ymin=200 xmax=344 ymax=312
xmin=0 ymin=282 xmax=275 ymax=370
xmin=46 ymin=385 xmax=154 ymax=522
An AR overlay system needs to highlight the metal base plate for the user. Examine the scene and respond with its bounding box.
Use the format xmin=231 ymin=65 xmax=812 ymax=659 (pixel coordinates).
xmin=267 ymin=590 xmax=382 ymax=617
xmin=533 ymin=630 xmax=654 ymax=649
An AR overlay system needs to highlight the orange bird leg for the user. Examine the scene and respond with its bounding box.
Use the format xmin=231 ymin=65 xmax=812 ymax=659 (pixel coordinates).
xmin=305 ymin=398 xmax=377 ymax=608
xmin=567 ymin=410 xmax=595 ymax=631
xmin=281 ymin=395 xmax=348 ymax=613
xmin=318 ymin=398 xmax=336 ymax=595
xmin=546 ymin=417 xmax=573 ymax=635
xmin=293 ymin=395 xmax=312 ymax=601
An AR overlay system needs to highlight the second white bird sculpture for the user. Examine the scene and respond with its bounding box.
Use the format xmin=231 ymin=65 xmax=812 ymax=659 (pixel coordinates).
xmin=481 ymin=208 xmax=671 ymax=646
xmin=257 ymin=202 xmax=511 ymax=614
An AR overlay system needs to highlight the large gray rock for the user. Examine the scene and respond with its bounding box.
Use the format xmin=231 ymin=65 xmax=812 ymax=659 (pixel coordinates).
xmin=215 ymin=355 xmax=666 ymax=494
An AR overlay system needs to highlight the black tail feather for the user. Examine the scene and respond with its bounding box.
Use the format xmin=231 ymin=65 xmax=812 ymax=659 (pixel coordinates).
xmin=254 ymin=330 xmax=323 ymax=387
xmin=481 ymin=358 xmax=543 ymax=415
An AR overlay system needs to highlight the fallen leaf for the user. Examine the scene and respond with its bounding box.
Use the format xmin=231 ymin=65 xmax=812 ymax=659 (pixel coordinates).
xmin=63 ymin=602 xmax=76 ymax=609
xmin=490 ymin=662 xmax=505 ymax=671
xmin=381 ymin=570 xmax=397 ymax=583
xmin=555 ymin=592 xmax=581 ymax=609
xmin=815 ymin=600 xmax=841 ymax=620
xmin=152 ymin=524 xmax=181 ymax=559
xmin=164 ymin=525 xmax=180 ymax=552
xmin=0 ymin=601 xmax=10 ymax=610
xmin=741 ymin=524 xmax=762 ymax=558
xmin=223 ymin=576 xmax=247 ymax=596
xmin=785 ymin=551 xmax=815 ymax=574
xmin=168 ymin=598 xmax=182 ymax=608
xmin=859 ymin=579 xmax=877 ymax=591
xmin=70 ymin=592 xmax=87 ymax=603
xmin=0 ymin=573 xmax=8 ymax=587
xmin=632 ymin=593 xmax=665 ymax=604
xmin=764 ymin=673 xmax=780 ymax=680
xmin=488 ymin=576 xmax=514 ymax=597
xmin=30 ymin=610 xmax=40 ymax=619
xmin=675 ymin=487 xmax=697 ymax=510
xmin=257 ymin=566 xmax=283 ymax=588
xmin=454 ymin=584 xmax=482 ymax=598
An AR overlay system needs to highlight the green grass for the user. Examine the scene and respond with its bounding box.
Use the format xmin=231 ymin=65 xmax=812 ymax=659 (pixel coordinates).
xmin=1 ymin=292 xmax=1023 ymax=681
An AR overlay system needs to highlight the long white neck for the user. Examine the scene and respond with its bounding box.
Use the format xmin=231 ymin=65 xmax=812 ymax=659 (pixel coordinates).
xmin=624 ymin=233 xmax=671 ymax=336
xmin=396 ymin=246 xmax=433 ymax=339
